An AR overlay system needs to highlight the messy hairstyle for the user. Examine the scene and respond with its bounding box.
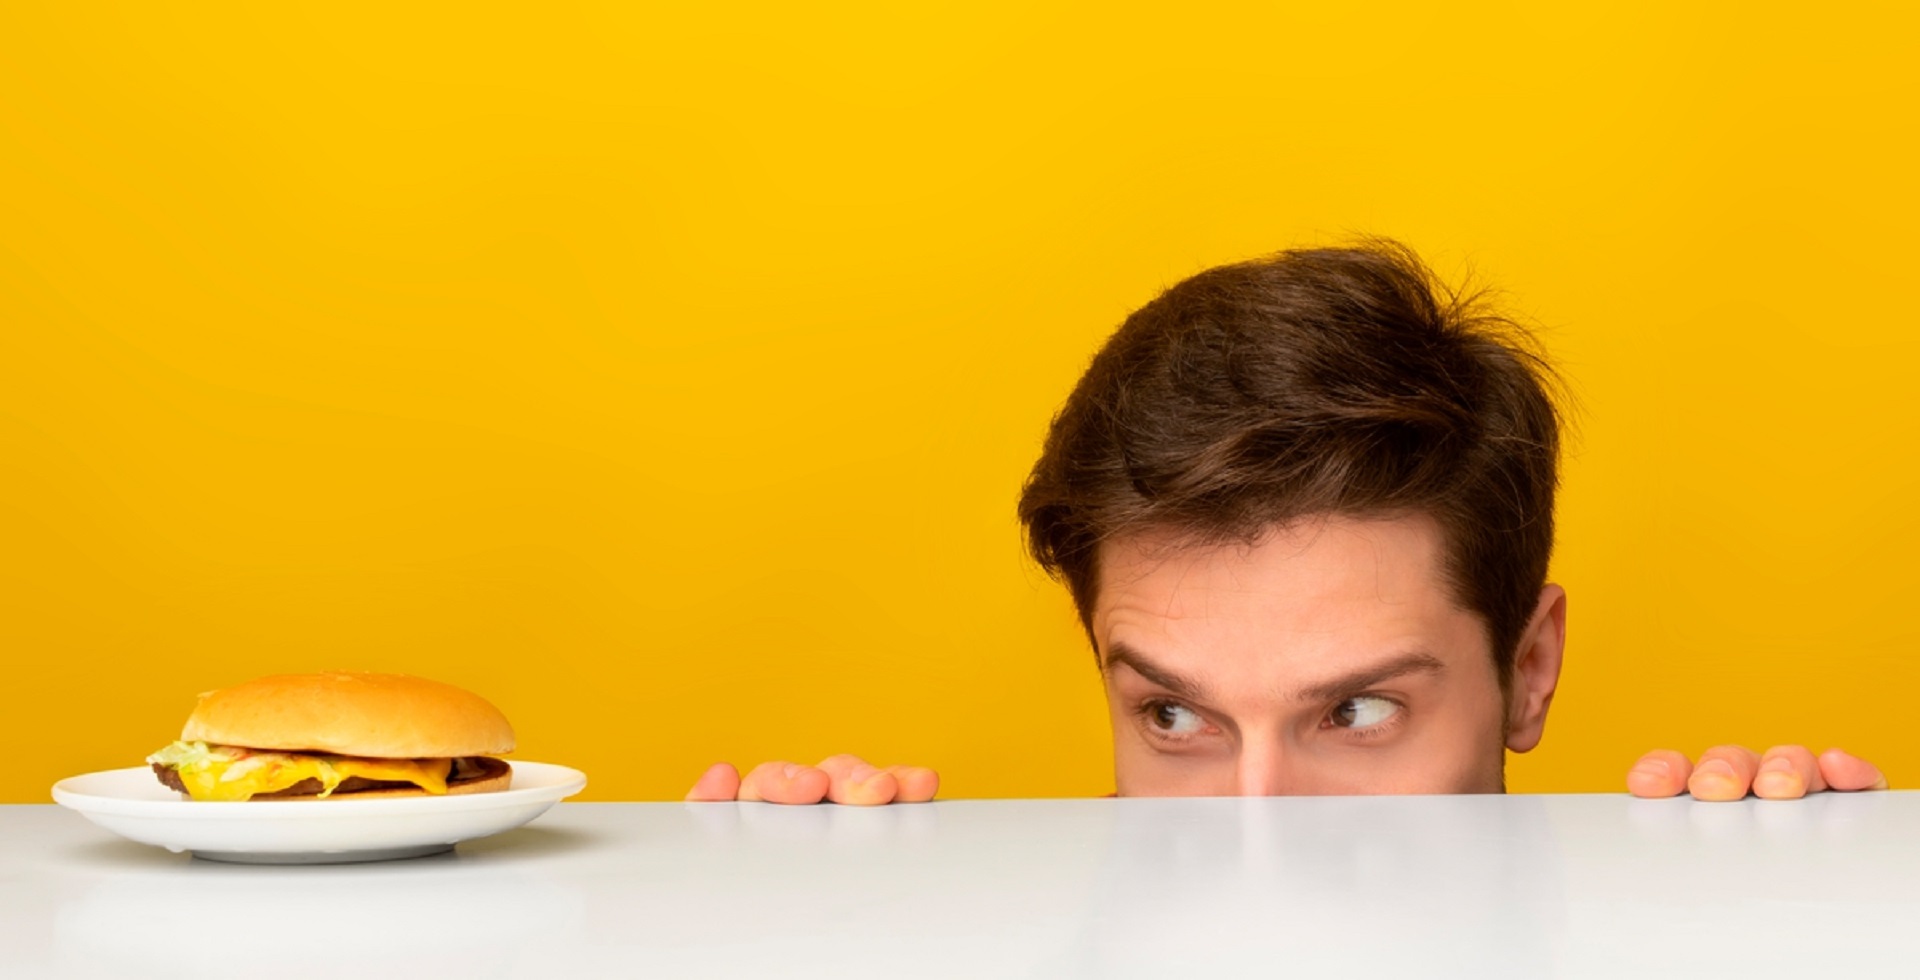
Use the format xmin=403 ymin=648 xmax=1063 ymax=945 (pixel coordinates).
xmin=1018 ymin=241 xmax=1562 ymax=684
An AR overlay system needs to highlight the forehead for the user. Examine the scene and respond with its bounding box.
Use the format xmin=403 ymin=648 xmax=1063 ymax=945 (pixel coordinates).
xmin=1091 ymin=514 xmax=1485 ymax=674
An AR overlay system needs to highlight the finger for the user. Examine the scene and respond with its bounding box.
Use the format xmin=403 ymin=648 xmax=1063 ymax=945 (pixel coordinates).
xmin=1626 ymin=750 xmax=1692 ymax=798
xmin=885 ymin=765 xmax=939 ymax=803
xmin=1752 ymin=746 xmax=1824 ymax=800
xmin=1687 ymin=745 xmax=1760 ymax=802
xmin=817 ymin=754 xmax=901 ymax=806
xmin=685 ymin=762 xmax=743 ymax=802
xmin=1817 ymin=749 xmax=1890 ymax=792
xmin=737 ymin=761 xmax=831 ymax=804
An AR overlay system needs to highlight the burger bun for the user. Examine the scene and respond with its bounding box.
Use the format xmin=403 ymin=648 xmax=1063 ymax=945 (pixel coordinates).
xmin=182 ymin=671 xmax=517 ymax=759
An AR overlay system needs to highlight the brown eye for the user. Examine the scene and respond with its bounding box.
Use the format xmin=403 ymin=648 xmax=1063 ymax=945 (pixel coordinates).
xmin=1327 ymin=696 xmax=1399 ymax=730
xmin=1146 ymin=701 xmax=1205 ymax=735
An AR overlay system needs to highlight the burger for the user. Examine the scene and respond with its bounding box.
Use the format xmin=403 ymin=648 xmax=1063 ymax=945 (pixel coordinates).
xmin=146 ymin=672 xmax=515 ymax=801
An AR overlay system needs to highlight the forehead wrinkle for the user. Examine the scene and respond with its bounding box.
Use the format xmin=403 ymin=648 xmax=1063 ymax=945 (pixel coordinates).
xmin=1097 ymin=533 xmax=1212 ymax=637
xmin=1164 ymin=544 xmax=1203 ymax=623
xmin=1097 ymin=516 xmax=1460 ymax=675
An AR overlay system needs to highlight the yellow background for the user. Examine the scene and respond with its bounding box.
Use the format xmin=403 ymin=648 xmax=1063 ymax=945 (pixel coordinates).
xmin=4 ymin=3 xmax=1915 ymax=802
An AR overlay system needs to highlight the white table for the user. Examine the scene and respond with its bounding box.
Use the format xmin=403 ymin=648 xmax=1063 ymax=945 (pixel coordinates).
xmin=5 ymin=793 xmax=1917 ymax=978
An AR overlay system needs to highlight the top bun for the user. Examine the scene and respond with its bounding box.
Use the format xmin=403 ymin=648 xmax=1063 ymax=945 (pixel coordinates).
xmin=181 ymin=672 xmax=516 ymax=758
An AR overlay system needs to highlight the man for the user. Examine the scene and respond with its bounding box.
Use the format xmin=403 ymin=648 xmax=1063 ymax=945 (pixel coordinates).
xmin=687 ymin=241 xmax=1887 ymax=805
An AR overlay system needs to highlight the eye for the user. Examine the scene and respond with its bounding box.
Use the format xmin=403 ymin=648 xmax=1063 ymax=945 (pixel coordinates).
xmin=1326 ymin=695 xmax=1400 ymax=731
xmin=1145 ymin=701 xmax=1206 ymax=737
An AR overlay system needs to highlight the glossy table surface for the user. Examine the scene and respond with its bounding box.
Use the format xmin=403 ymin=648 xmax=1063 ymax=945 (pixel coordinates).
xmin=6 ymin=792 xmax=1919 ymax=978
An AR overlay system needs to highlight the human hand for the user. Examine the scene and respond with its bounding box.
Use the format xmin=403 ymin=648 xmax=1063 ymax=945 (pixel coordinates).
xmin=1627 ymin=745 xmax=1888 ymax=801
xmin=685 ymin=754 xmax=940 ymax=805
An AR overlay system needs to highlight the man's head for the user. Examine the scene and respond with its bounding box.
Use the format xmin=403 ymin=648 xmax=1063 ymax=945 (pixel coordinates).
xmin=1018 ymin=241 xmax=1566 ymax=795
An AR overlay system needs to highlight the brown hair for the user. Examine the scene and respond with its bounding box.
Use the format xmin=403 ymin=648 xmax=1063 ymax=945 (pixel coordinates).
xmin=1018 ymin=240 xmax=1562 ymax=684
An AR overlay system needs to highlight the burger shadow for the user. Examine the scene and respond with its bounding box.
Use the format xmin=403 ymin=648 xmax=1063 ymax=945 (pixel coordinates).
xmin=63 ymin=837 xmax=194 ymax=869
xmin=453 ymin=823 xmax=602 ymax=861
xmin=168 ymin=824 xmax=603 ymax=869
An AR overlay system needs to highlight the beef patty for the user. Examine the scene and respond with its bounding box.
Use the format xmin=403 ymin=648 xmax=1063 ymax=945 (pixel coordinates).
xmin=153 ymin=755 xmax=508 ymax=798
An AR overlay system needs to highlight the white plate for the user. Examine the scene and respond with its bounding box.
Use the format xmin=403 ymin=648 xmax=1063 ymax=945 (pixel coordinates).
xmin=52 ymin=760 xmax=587 ymax=864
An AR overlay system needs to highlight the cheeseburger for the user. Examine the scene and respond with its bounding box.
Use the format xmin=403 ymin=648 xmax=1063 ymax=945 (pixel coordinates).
xmin=147 ymin=672 xmax=515 ymax=801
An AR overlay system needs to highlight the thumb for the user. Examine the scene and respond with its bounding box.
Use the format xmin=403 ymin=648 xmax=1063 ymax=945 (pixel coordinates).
xmin=686 ymin=762 xmax=743 ymax=801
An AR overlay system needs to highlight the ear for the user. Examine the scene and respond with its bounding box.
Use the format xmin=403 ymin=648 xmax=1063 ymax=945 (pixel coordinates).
xmin=1504 ymin=584 xmax=1566 ymax=753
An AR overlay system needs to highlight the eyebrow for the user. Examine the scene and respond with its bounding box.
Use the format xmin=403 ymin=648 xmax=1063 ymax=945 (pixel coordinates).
xmin=1291 ymin=650 xmax=1447 ymax=704
xmin=1103 ymin=643 xmax=1447 ymax=705
xmin=1104 ymin=642 xmax=1210 ymax=701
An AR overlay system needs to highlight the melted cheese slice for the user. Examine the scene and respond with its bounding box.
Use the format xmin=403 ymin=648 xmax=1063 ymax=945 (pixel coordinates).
xmin=170 ymin=750 xmax=453 ymax=802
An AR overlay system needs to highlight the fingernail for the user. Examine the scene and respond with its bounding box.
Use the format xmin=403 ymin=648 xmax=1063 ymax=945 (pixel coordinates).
xmin=1760 ymin=756 xmax=1794 ymax=773
xmin=782 ymin=763 xmax=806 ymax=779
xmin=1696 ymin=759 xmax=1734 ymax=777
xmin=1631 ymin=759 xmax=1669 ymax=779
xmin=851 ymin=764 xmax=880 ymax=782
